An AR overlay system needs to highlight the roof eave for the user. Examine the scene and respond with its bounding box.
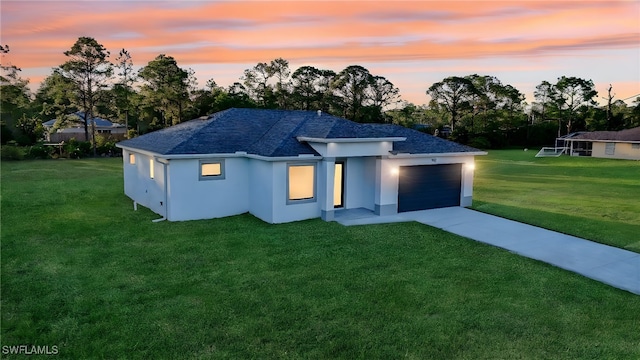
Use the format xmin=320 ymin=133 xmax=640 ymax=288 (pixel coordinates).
xmin=116 ymin=145 xmax=323 ymax=162
xmin=297 ymin=136 xmax=406 ymax=143
xmin=388 ymin=151 xmax=488 ymax=158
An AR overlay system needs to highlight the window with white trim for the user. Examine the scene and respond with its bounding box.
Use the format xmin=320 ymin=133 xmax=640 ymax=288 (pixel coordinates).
xmin=129 ymin=153 xmax=136 ymax=165
xmin=632 ymin=143 xmax=640 ymax=150
xmin=287 ymin=164 xmax=316 ymax=202
xmin=199 ymin=160 xmax=225 ymax=180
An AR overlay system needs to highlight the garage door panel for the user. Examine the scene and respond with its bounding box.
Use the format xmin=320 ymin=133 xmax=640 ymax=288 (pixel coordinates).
xmin=398 ymin=164 xmax=461 ymax=212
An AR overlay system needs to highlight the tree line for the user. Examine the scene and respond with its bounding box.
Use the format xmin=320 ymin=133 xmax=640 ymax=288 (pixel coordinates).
xmin=2 ymin=37 xmax=639 ymax=151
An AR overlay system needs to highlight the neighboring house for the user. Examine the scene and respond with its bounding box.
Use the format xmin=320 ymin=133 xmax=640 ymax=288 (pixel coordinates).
xmin=562 ymin=127 xmax=640 ymax=160
xmin=116 ymin=108 xmax=486 ymax=224
xmin=43 ymin=112 xmax=127 ymax=142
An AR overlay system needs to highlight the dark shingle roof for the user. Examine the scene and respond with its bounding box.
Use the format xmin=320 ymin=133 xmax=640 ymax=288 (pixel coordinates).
xmin=571 ymin=127 xmax=640 ymax=142
xmin=118 ymin=108 xmax=480 ymax=157
xmin=363 ymin=124 xmax=481 ymax=154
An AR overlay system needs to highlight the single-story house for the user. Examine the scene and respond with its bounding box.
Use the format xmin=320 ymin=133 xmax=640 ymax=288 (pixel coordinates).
xmin=562 ymin=127 xmax=640 ymax=160
xmin=43 ymin=112 xmax=126 ymax=142
xmin=116 ymin=108 xmax=486 ymax=223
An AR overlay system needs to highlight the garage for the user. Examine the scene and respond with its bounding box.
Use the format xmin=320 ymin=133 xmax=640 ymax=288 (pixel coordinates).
xmin=397 ymin=164 xmax=462 ymax=212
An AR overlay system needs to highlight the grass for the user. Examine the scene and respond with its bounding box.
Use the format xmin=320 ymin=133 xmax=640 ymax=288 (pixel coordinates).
xmin=2 ymin=158 xmax=640 ymax=359
xmin=472 ymin=150 xmax=640 ymax=252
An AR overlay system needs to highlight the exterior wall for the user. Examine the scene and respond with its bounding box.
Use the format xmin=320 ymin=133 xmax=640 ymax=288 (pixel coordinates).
xmin=343 ymin=157 xmax=376 ymax=210
xmin=307 ymin=141 xmax=394 ymax=157
xmin=271 ymin=161 xmax=322 ymax=223
xmin=376 ymin=155 xmax=476 ymax=215
xmin=591 ymin=142 xmax=640 ymax=160
xmin=249 ymin=159 xmax=275 ymax=223
xmin=122 ymin=150 xmax=166 ymax=217
xmin=166 ymin=158 xmax=250 ymax=221
xmin=121 ymin=148 xmax=479 ymax=223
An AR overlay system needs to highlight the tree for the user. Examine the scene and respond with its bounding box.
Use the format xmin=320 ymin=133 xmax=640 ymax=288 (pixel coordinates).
xmin=138 ymin=54 xmax=190 ymax=128
xmin=59 ymin=37 xmax=113 ymax=154
xmin=533 ymin=80 xmax=555 ymax=123
xmin=369 ymin=76 xmax=400 ymax=110
xmin=426 ymin=76 xmax=474 ymax=131
xmin=115 ymin=49 xmax=135 ymax=137
xmin=291 ymin=66 xmax=322 ymax=110
xmin=290 ymin=66 xmax=336 ymax=112
xmin=241 ymin=61 xmax=275 ymax=108
xmin=552 ymin=76 xmax=597 ymax=135
xmin=628 ymin=97 xmax=640 ymax=128
xmin=269 ymin=58 xmax=291 ymax=109
xmin=332 ymin=65 xmax=373 ymax=122
xmin=1 ymin=44 xmax=34 ymax=144
xmin=35 ymin=69 xmax=78 ymax=120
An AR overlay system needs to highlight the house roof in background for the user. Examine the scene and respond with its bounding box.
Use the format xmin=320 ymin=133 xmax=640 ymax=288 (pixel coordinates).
xmin=571 ymin=127 xmax=640 ymax=142
xmin=43 ymin=112 xmax=122 ymax=128
xmin=117 ymin=108 xmax=480 ymax=157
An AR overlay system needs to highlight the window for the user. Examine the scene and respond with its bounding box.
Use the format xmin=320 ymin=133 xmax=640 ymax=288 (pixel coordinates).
xmin=129 ymin=153 xmax=136 ymax=165
xmin=199 ymin=160 xmax=225 ymax=180
xmin=149 ymin=159 xmax=154 ymax=179
xmin=632 ymin=143 xmax=640 ymax=150
xmin=288 ymin=164 xmax=316 ymax=202
xmin=605 ymin=142 xmax=615 ymax=155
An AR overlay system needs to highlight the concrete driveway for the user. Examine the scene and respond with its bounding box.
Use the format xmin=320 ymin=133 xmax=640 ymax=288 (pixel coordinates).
xmin=337 ymin=207 xmax=640 ymax=295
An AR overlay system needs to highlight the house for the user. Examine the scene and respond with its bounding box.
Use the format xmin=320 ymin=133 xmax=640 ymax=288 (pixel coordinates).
xmin=43 ymin=112 xmax=127 ymax=142
xmin=562 ymin=127 xmax=640 ymax=160
xmin=116 ymin=108 xmax=486 ymax=223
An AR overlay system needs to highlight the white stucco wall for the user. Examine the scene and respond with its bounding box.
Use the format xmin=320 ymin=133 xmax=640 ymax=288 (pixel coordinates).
xmin=249 ymin=159 xmax=275 ymax=223
xmin=307 ymin=141 xmax=394 ymax=157
xmin=271 ymin=161 xmax=322 ymax=223
xmin=166 ymin=158 xmax=250 ymax=221
xmin=122 ymin=150 xmax=166 ymax=217
xmin=343 ymin=157 xmax=376 ymax=210
xmin=121 ymin=147 xmax=479 ymax=223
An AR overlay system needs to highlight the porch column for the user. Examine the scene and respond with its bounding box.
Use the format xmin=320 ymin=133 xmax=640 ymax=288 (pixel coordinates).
xmin=374 ymin=157 xmax=398 ymax=216
xmin=319 ymin=158 xmax=336 ymax=221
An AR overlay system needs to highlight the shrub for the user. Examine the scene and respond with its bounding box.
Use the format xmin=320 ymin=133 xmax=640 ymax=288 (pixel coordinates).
xmin=63 ymin=139 xmax=92 ymax=158
xmin=1 ymin=145 xmax=25 ymax=160
xmin=26 ymin=144 xmax=54 ymax=159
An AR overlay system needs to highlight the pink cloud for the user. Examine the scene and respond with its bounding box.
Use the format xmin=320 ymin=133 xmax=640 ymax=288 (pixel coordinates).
xmin=2 ymin=0 xmax=638 ymax=105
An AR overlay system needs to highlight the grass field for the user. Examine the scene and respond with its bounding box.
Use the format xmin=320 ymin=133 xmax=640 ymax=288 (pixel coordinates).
xmin=2 ymin=156 xmax=639 ymax=359
xmin=472 ymin=150 xmax=640 ymax=252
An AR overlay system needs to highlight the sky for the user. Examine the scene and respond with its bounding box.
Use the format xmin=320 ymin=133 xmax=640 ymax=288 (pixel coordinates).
xmin=2 ymin=0 xmax=639 ymax=107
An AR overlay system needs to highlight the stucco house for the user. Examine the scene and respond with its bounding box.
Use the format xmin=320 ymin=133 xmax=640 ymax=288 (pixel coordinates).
xmin=562 ymin=127 xmax=640 ymax=160
xmin=43 ymin=112 xmax=127 ymax=142
xmin=116 ymin=108 xmax=485 ymax=223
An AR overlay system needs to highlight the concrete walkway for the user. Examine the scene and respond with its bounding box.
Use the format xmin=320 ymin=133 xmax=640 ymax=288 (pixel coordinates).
xmin=336 ymin=207 xmax=640 ymax=295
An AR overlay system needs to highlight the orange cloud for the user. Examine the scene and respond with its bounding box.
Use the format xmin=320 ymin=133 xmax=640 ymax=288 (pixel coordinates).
xmin=2 ymin=0 xmax=638 ymax=104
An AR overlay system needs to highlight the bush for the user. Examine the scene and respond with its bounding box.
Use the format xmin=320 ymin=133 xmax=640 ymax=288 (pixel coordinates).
xmin=1 ymin=145 xmax=25 ymax=160
xmin=26 ymin=144 xmax=54 ymax=159
xmin=94 ymin=135 xmax=119 ymax=157
xmin=64 ymin=139 xmax=92 ymax=158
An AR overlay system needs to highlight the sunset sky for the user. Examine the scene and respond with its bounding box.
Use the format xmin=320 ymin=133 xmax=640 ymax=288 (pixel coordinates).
xmin=2 ymin=0 xmax=639 ymax=106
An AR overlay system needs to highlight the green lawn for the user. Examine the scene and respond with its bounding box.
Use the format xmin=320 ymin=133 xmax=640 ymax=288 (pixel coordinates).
xmin=2 ymin=158 xmax=639 ymax=359
xmin=472 ymin=150 xmax=640 ymax=252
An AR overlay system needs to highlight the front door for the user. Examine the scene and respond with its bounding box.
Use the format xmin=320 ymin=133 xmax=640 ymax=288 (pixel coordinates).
xmin=334 ymin=162 xmax=344 ymax=208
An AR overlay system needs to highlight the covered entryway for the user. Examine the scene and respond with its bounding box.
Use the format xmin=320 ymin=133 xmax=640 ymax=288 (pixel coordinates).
xmin=397 ymin=164 xmax=462 ymax=212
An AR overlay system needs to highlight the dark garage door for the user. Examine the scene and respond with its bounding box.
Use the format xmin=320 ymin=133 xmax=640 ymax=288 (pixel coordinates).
xmin=397 ymin=164 xmax=462 ymax=212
